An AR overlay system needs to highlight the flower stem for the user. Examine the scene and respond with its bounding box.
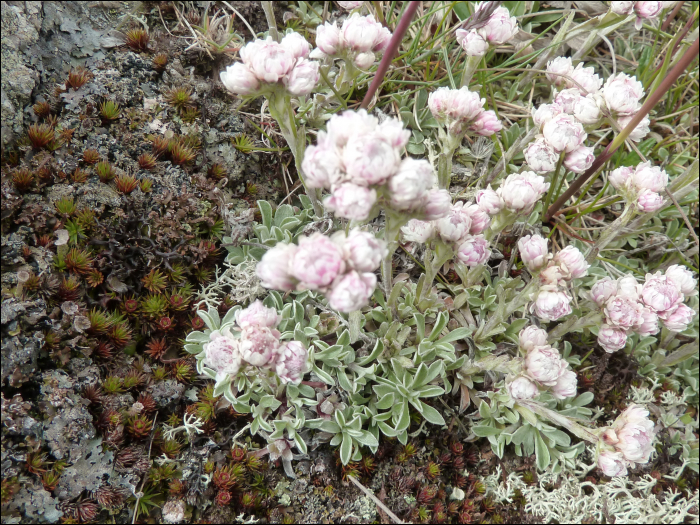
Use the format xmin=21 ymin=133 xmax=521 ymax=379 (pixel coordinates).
xmin=547 ymin=310 xmax=603 ymax=343
xmin=475 ymin=277 xmax=539 ymax=342
xmin=584 ymin=202 xmax=636 ymax=263
xmin=518 ymin=400 xmax=600 ymax=444
xmin=460 ymin=55 xmax=482 ymax=87
xmin=542 ymin=152 xmax=566 ymax=214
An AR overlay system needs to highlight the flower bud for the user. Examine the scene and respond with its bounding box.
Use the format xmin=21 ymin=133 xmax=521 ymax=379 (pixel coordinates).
xmin=597 ymin=450 xmax=628 ymax=477
xmin=341 ymin=13 xmax=385 ymax=53
xmin=610 ymin=1 xmax=635 ymax=15
xmin=616 ymin=275 xmax=642 ymax=301
xmin=456 ymin=235 xmax=491 ymax=267
xmin=608 ymin=166 xmax=634 ymax=191
xmin=539 ymin=264 xmax=566 ymax=287
xmin=518 ymin=235 xmax=549 ymax=273
xmin=659 ymin=303 xmax=695 ymax=332
xmin=591 ymin=277 xmax=618 ymax=307
xmin=612 ymin=404 xmax=655 ymax=463
xmin=276 ymin=340 xmax=309 ymax=385
xmin=571 ymin=63 xmax=603 ymax=94
xmin=281 ymin=32 xmax=311 ymax=60
xmin=437 ymin=202 xmax=471 ymax=243
xmin=343 ymin=134 xmax=401 ymax=185
xmin=497 ymin=172 xmax=550 ymax=215
xmin=546 ymin=56 xmax=574 ymax=87
xmin=302 ymin=137 xmax=343 ymax=189
xmin=328 ymin=271 xmax=376 ymax=312
xmin=631 ymin=161 xmax=668 ymax=192
xmin=354 ymin=51 xmax=376 ymax=69
xmin=338 ymin=1 xmax=364 ymax=9
xmin=220 ymin=63 xmax=260 ymax=95
xmin=603 ymin=73 xmax=644 ymax=116
xmin=475 ymin=186 xmax=503 ymax=215
xmin=573 ymin=95 xmax=602 ymax=125
xmin=323 ymin=183 xmax=377 ymax=221
xmin=551 ymin=369 xmax=577 ymax=399
xmin=553 ymin=245 xmax=589 ymax=279
xmin=507 ymin=376 xmax=539 ymax=400
xmin=542 ymin=113 xmax=586 ymax=153
xmin=387 ymin=159 xmax=435 ymax=211
xmin=315 ymin=22 xmax=341 ymax=55
xmin=665 ymin=265 xmax=698 ymax=297
xmin=553 ymin=88 xmax=581 ymax=114
xmin=636 ymin=189 xmax=664 ymax=213
xmin=291 ymin=233 xmax=345 ymax=289
xmin=604 ymin=295 xmax=643 ymax=330
xmin=401 ymin=219 xmax=435 ymax=243
xmin=422 ymin=189 xmax=452 ymax=220
xmin=532 ymin=288 xmax=572 ymax=321
xmin=518 ymin=325 xmax=549 ymax=352
xmin=240 ymin=325 xmax=280 ymax=367
xmin=532 ymin=103 xmax=563 ymax=129
xmin=326 ymin=109 xmax=378 ymax=147
xmin=257 ymin=243 xmax=298 ymax=290
xmin=285 ymin=58 xmax=319 ymax=95
xmin=340 ymin=230 xmax=387 ymax=273
xmin=204 ymin=332 xmax=243 ymax=380
xmin=597 ymin=324 xmax=628 ymax=353
xmin=524 ymin=345 xmax=565 ymax=386
xmin=469 ymin=110 xmax=502 ymax=136
xmin=617 ymin=114 xmax=650 ymax=142
xmin=634 ymin=1 xmax=664 ymax=20
xmin=236 ymin=300 xmax=280 ymax=329
xmin=428 ymin=87 xmax=453 ymax=122
xmin=447 ymin=87 xmax=485 ymax=123
xmin=378 ymin=118 xmax=411 ymax=149
xmin=464 ymin=203 xmax=491 ymax=234
xmin=245 ymin=38 xmax=295 ymax=83
xmin=478 ymin=6 xmax=518 ymax=45
xmin=634 ymin=307 xmax=659 ymax=336
xmin=455 ymin=28 xmax=489 ymax=57
xmin=563 ymin=145 xmax=594 ymax=174
xmin=524 ymin=138 xmax=558 ymax=174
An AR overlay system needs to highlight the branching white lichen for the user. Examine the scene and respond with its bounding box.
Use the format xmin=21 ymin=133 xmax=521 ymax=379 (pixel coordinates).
xmin=162 ymin=413 xmax=205 ymax=441
xmin=483 ymin=465 xmax=699 ymax=524
xmin=195 ymin=257 xmax=265 ymax=310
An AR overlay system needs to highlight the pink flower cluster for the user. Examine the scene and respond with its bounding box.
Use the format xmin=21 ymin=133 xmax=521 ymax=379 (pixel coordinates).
xmin=220 ymin=33 xmax=319 ymax=96
xmin=202 ymin=301 xmax=309 ymax=385
xmin=609 ymin=161 xmax=668 ymax=213
xmin=598 ymin=404 xmax=656 ymax=476
xmin=456 ymin=3 xmax=519 ymax=57
xmin=256 ymin=229 xmax=387 ymax=312
xmin=592 ymin=266 xmax=696 ymax=352
xmin=507 ymin=326 xmax=578 ymax=400
xmin=611 ymin=1 xmax=666 ymax=30
xmin=302 ymin=109 xmax=451 ymax=221
xmin=602 ymin=72 xmax=649 ymax=140
xmin=428 ymin=87 xmax=502 ymax=136
xmin=311 ymin=14 xmax=391 ymax=70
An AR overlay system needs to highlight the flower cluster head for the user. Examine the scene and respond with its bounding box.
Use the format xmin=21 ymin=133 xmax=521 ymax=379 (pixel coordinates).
xmin=545 ymin=57 xmax=603 ymax=95
xmin=507 ymin=326 xmax=577 ymax=400
xmin=609 ymin=161 xmax=668 ymax=212
xmin=610 ymin=1 xmax=666 ymax=29
xmin=455 ymin=3 xmax=519 ymax=56
xmin=200 ymin=300 xmax=309 ymax=385
xmin=256 ymin=229 xmax=386 ymax=312
xmin=220 ymin=33 xmax=319 ymax=96
xmin=311 ymin=14 xmax=391 ymax=70
xmin=598 ymin=404 xmax=656 ymax=476
xmin=303 ymin=109 xmax=451 ymax=221
xmin=496 ymin=172 xmax=550 ymax=216
xmin=428 ymin=86 xmax=502 ymax=137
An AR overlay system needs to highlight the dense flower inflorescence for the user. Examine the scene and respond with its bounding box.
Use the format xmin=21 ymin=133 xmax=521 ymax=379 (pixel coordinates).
xmin=609 ymin=161 xmax=669 ymax=212
xmin=256 ymin=229 xmax=387 ymax=312
xmin=598 ymin=404 xmax=656 ymax=476
xmin=428 ymin=87 xmax=502 ymax=137
xmin=455 ymin=3 xmax=519 ymax=56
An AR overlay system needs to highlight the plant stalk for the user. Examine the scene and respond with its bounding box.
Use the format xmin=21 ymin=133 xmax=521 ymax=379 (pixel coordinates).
xmin=584 ymin=202 xmax=636 ymax=263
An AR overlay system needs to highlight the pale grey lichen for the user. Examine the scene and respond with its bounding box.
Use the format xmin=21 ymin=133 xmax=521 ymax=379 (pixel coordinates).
xmin=195 ymin=257 xmax=265 ymax=310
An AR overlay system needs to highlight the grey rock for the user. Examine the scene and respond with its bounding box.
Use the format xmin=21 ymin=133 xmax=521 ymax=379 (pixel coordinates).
xmin=44 ymin=404 xmax=96 ymax=461
xmin=148 ymin=379 xmax=185 ymax=410
xmin=56 ymin=437 xmax=114 ymax=500
xmin=8 ymin=481 xmax=62 ymax=523
xmin=1 ymin=329 xmax=44 ymax=386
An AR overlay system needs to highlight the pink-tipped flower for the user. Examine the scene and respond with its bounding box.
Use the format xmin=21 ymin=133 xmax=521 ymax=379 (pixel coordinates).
xmin=665 ymin=265 xmax=698 ymax=297
xmin=464 ymin=204 xmax=491 ymax=234
xmin=518 ymin=234 xmax=550 ymax=273
xmin=387 ymin=159 xmax=435 ymax=211
xmin=437 ymin=202 xmax=472 ymax=243
xmin=532 ymin=103 xmax=564 ymax=129
xmin=326 ymin=109 xmax=378 ymax=147
xmin=353 ymin=51 xmax=376 ymax=69
xmin=220 ymin=63 xmax=260 ymax=95
xmin=378 ymin=118 xmax=411 ymax=149
xmin=236 ymin=300 xmax=280 ymax=329
xmin=276 ymin=340 xmax=309 ymax=385
xmin=342 ymin=134 xmax=401 ymax=186
xmin=551 ymin=369 xmax=577 ymax=399
xmin=573 ymin=95 xmax=602 ymax=125
xmin=591 ymin=277 xmax=618 ymax=307
xmin=597 ymin=450 xmax=628 ymax=477
xmin=532 ymin=288 xmax=572 ymax=321
xmin=497 ymin=172 xmax=550 ymax=215
xmin=428 ymin=87 xmax=454 ymax=122
xmin=302 ymin=136 xmax=343 ymax=189
xmin=604 ymin=296 xmax=644 ymax=330
xmin=610 ymin=2 xmax=635 ymax=15
xmin=469 ymin=110 xmax=502 ymax=136
xmin=328 ymin=271 xmax=376 ymax=312
xmin=518 ymin=325 xmax=549 ymax=352
xmin=477 ymin=5 xmax=518 ymax=44
xmin=401 ymin=219 xmax=435 ymax=243
xmin=341 ymin=13 xmax=388 ymax=53
xmin=659 ymin=303 xmax=695 ymax=332
xmin=338 ymin=1 xmax=364 ymax=9
xmin=507 ymin=376 xmax=539 ymax=400
xmin=546 ymin=57 xmax=574 ymax=87
xmin=634 ymin=307 xmax=660 ymax=337
xmin=617 ymin=114 xmax=650 ymax=142
xmin=571 ymin=62 xmax=603 ymax=94
xmin=564 ymin=145 xmax=595 ymax=174
xmin=456 ymin=235 xmax=491 ymax=267
xmin=553 ymin=245 xmax=589 ymax=279
xmin=240 ymin=325 xmax=281 ymax=367
xmin=634 ymin=1 xmax=664 ymax=29
xmin=597 ymin=324 xmax=628 ymax=353
xmin=631 ymin=161 xmax=668 ymax=193
xmin=340 ymin=230 xmax=387 ymax=273
xmin=422 ymin=189 xmax=452 ymax=220
xmin=448 ymin=87 xmax=486 ymax=123
xmin=539 ymin=264 xmax=566 ymax=288
xmin=608 ymin=166 xmax=634 ymax=191
xmin=281 ymin=32 xmax=311 ymax=60
xmin=542 ymin=113 xmax=586 ymax=153
xmin=524 ymin=345 xmax=565 ymax=386
xmin=257 ymin=243 xmax=298 ymax=290
xmin=285 ymin=58 xmax=319 ymax=95
xmin=636 ymin=190 xmax=664 ymax=213
xmin=617 ymin=275 xmax=642 ymax=301
xmin=455 ymin=28 xmax=489 ymax=57
xmin=553 ymin=88 xmax=581 ymax=114
xmin=323 ymin=183 xmax=377 ymax=221
xmin=611 ymin=404 xmax=656 ymax=463
xmin=475 ymin=186 xmax=503 ymax=215
xmin=243 ymin=37 xmax=295 ymax=83
xmin=524 ymin=138 xmax=558 ymax=174
xmin=203 ymin=331 xmax=244 ymax=380
xmin=315 ymin=22 xmax=341 ymax=55
xmin=291 ymin=233 xmax=345 ymax=290
xmin=603 ymin=73 xmax=644 ymax=115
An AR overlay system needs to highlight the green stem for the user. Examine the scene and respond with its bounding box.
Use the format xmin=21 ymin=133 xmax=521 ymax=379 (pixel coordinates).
xmin=547 ymin=311 xmax=603 ymax=343
xmin=460 ymin=55 xmax=482 ymax=87
xmin=518 ymin=400 xmax=600 ymax=444
xmin=584 ymin=202 xmax=636 ymax=263
xmin=542 ymin=152 xmax=566 ymax=213
xmin=475 ymin=277 xmax=539 ymax=343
